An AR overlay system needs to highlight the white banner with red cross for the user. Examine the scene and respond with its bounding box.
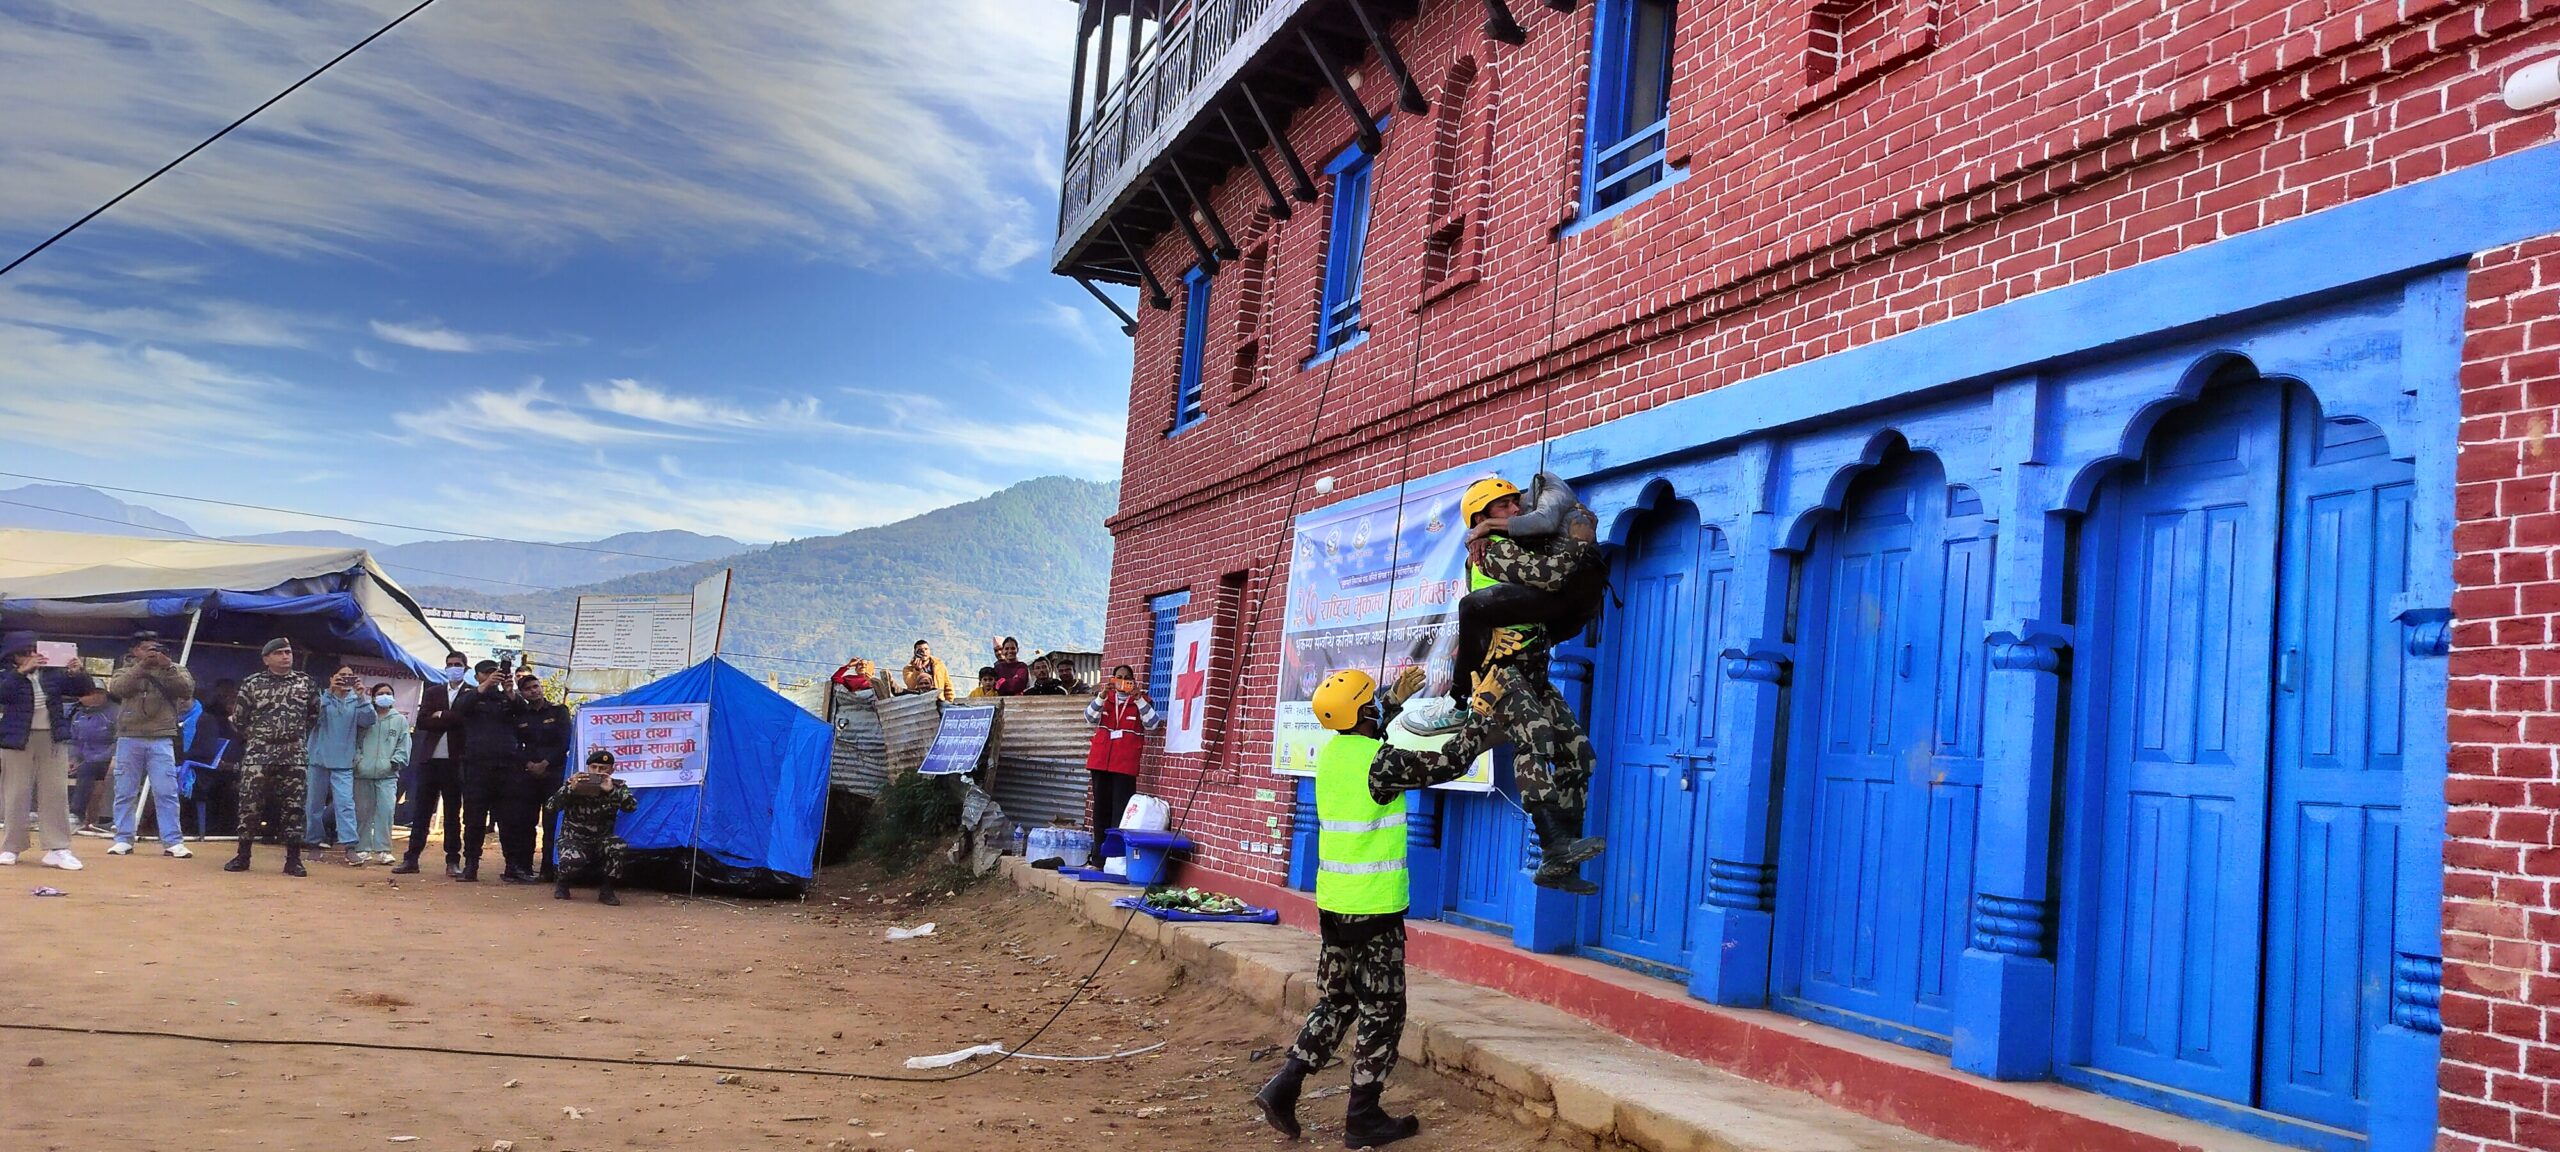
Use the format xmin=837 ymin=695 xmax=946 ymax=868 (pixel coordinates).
xmin=1162 ymin=616 xmax=1215 ymax=755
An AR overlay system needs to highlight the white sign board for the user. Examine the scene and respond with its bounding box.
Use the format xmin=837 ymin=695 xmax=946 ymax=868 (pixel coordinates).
xmin=575 ymin=702 xmax=709 ymax=789
xmin=423 ymin=607 xmax=527 ymax=668
xmin=571 ymin=594 xmax=694 ymax=673
xmin=1162 ymin=617 xmax=1214 ymax=755
xmin=690 ymin=569 xmax=731 ymax=664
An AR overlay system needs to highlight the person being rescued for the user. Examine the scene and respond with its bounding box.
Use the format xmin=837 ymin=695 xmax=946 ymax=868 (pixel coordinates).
xmin=1404 ymin=471 xmax=1609 ymax=895
xmin=1255 ymin=663 xmax=1506 ymax=1148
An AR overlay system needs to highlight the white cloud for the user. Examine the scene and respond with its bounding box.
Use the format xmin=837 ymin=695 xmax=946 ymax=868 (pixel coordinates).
xmin=0 ymin=272 xmax=319 ymax=349
xmin=837 ymin=387 xmax=1124 ymax=475
xmin=351 ymin=347 xmax=393 ymax=371
xmin=0 ymin=322 xmax=310 ymax=454
xmin=369 ymin=319 xmax=564 ymax=353
xmin=584 ymin=379 xmax=766 ymax=429
xmin=0 ymin=1 xmax=1076 ymax=274
xmin=441 ymin=455 xmax=988 ymax=544
xmin=392 ymin=382 xmax=694 ymax=447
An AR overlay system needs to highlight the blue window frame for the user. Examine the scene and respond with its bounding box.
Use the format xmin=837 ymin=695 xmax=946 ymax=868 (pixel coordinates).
xmin=1147 ymin=590 xmax=1191 ymax=703
xmin=1311 ymin=138 xmax=1379 ymax=360
xmin=1582 ymin=0 xmax=1679 ymax=217
xmin=1172 ymin=266 xmax=1211 ymax=434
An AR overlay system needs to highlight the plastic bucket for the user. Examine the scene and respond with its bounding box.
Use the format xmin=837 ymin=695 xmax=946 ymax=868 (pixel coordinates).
xmin=1117 ymin=830 xmax=1192 ymax=887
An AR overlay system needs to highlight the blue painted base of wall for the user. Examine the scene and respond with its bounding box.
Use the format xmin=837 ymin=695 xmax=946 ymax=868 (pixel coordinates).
xmin=2052 ymin=1066 xmax=2368 ymax=1152
xmin=1950 ymin=949 xmax=2055 ymax=1080
xmin=1688 ymin=904 xmax=1773 ymax=1007
xmin=2367 ymin=1026 xmax=2442 ymax=1152
xmin=1511 ymin=873 xmax=1581 ymax=954
xmin=1287 ymin=777 xmax=1317 ymax=893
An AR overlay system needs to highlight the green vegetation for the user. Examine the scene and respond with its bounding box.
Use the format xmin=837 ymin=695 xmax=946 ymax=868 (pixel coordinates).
xmin=859 ymin=769 xmax=965 ymax=874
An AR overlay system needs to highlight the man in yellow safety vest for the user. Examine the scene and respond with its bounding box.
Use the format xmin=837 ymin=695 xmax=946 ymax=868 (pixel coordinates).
xmin=1254 ymin=663 xmax=1505 ymax=1147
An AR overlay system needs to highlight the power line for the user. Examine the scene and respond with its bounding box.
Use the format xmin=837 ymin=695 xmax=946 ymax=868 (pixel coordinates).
xmin=0 ymin=470 xmax=724 ymax=566
xmin=0 ymin=0 xmax=446 ymax=281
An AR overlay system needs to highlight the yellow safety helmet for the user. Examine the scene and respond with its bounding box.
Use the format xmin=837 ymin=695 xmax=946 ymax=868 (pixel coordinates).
xmin=1311 ymin=669 xmax=1379 ymax=732
xmin=1460 ymin=477 xmax=1520 ymax=527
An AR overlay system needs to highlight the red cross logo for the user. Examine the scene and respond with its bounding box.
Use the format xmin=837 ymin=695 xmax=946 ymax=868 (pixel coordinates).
xmin=1175 ymin=639 xmax=1207 ymax=731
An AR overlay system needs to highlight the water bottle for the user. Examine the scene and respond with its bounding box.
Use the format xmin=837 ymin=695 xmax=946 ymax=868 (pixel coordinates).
xmin=1011 ymin=824 xmax=1028 ymax=857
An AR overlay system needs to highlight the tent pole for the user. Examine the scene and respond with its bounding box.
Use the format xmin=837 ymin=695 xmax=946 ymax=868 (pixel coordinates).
xmin=177 ymin=604 xmax=203 ymax=663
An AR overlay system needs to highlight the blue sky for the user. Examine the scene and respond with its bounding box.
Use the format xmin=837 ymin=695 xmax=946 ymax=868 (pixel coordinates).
xmin=0 ymin=0 xmax=1133 ymax=545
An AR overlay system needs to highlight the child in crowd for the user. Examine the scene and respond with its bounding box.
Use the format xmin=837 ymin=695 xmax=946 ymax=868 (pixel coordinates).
xmin=64 ymin=682 xmax=117 ymax=833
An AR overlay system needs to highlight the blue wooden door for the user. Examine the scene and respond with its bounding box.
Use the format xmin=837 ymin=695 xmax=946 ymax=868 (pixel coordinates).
xmin=1587 ymin=505 xmax=1704 ymax=974
xmin=2083 ymin=381 xmax=2410 ymax=1132
xmin=1444 ymin=787 xmax=1524 ymax=932
xmin=2086 ymin=383 xmax=2286 ymax=1101
xmin=2258 ymin=407 xmax=2410 ymax=1132
xmin=1783 ymin=452 xmax=1992 ymax=1043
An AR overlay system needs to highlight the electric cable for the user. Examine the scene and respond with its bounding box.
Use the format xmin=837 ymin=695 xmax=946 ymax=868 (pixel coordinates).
xmin=0 ymin=0 xmax=445 ymax=281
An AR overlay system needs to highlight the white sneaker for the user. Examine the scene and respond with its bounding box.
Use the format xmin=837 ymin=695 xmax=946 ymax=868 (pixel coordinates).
xmin=164 ymin=844 xmax=193 ymax=859
xmin=42 ymin=850 xmax=81 ymax=871
xmin=0 ymin=851 xmax=15 ymax=866
xmin=107 ymin=841 xmax=133 ymax=856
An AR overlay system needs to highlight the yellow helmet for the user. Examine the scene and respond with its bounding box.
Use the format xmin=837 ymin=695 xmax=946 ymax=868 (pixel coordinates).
xmin=1461 ymin=477 xmax=1520 ymax=526
xmin=1311 ymin=669 xmax=1378 ymax=732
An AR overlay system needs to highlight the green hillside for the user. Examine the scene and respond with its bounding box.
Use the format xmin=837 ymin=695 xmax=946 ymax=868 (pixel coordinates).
xmin=410 ymin=476 xmax=1119 ymax=682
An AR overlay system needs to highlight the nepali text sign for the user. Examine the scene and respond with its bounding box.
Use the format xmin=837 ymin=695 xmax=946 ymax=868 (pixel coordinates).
xmin=917 ymin=703 xmax=996 ymax=776
xmin=575 ymin=703 xmax=709 ymax=789
xmin=1270 ymin=451 xmax=1534 ymax=790
xmin=570 ymin=593 xmax=694 ymax=680
xmin=423 ymin=607 xmax=527 ymax=669
xmin=1162 ymin=617 xmax=1213 ymax=755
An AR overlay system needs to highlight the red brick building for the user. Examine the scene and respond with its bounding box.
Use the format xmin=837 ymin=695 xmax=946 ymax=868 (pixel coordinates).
xmin=1051 ymin=2 xmax=2560 ymax=1149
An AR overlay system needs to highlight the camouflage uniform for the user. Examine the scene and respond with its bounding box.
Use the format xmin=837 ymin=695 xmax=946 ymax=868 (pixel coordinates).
xmin=1474 ymin=536 xmax=1602 ymax=813
xmin=547 ymin=777 xmax=637 ymax=882
xmin=229 ymin=670 xmax=319 ymax=846
xmin=1287 ymin=704 xmax=1491 ymax=1087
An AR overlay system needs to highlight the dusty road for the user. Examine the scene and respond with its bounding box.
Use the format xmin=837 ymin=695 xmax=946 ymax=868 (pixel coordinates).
xmin=0 ymin=850 xmax=1561 ymax=1152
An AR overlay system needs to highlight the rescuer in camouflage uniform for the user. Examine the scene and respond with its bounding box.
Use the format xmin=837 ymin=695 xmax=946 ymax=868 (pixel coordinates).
xmin=224 ymin=638 xmax=321 ymax=877
xmin=1457 ymin=478 xmax=1606 ymax=895
xmin=548 ymin=747 xmax=637 ymax=905
xmin=1257 ymin=666 xmax=1503 ymax=1148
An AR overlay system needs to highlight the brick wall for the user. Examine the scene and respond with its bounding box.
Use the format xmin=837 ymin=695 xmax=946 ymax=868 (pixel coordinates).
xmin=2443 ymin=231 xmax=2560 ymax=1152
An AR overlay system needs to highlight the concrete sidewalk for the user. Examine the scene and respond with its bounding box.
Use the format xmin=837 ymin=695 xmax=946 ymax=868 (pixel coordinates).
xmin=1007 ymin=859 xmax=1964 ymax=1152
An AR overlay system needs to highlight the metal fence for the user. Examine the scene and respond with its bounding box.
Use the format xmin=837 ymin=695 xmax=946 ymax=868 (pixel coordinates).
xmin=990 ymin=696 xmax=1097 ymax=830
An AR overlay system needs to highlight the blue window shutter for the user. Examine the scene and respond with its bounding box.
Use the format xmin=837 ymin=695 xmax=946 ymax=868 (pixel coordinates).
xmin=1315 ymin=137 xmax=1382 ymax=355
xmin=1173 ymin=267 xmax=1211 ymax=434
xmin=1148 ymin=591 xmax=1191 ymax=703
xmin=1583 ymin=0 xmax=1679 ymax=214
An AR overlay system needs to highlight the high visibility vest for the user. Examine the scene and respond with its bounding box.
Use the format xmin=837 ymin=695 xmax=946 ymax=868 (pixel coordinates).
xmin=1314 ymin=734 xmax=1409 ymax=916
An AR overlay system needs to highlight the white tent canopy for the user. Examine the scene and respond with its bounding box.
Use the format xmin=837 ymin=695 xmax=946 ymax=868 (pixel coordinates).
xmin=0 ymin=529 xmax=457 ymax=676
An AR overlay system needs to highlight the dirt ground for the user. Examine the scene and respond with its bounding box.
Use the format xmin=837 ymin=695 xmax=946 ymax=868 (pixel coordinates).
xmin=0 ymin=844 xmax=1564 ymax=1152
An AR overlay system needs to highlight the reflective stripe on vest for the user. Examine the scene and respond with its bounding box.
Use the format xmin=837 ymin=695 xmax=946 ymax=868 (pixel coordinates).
xmin=1313 ymin=733 xmax=1409 ymax=916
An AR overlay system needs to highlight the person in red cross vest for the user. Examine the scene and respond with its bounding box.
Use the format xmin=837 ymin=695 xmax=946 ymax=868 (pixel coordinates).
xmin=1082 ymin=663 xmax=1157 ymax=866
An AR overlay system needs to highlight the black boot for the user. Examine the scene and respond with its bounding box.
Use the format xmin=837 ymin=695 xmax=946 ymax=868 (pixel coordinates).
xmin=553 ymin=880 xmax=572 ymax=900
xmin=1529 ymin=808 xmax=1601 ymax=895
xmin=282 ymin=843 xmax=307 ymax=878
xmin=444 ymin=855 xmax=462 ymax=879
xmin=1253 ymin=1056 xmax=1310 ymax=1139
xmin=595 ymin=880 xmax=620 ymax=906
xmin=1341 ymin=1083 xmax=1418 ymax=1148
xmin=389 ymin=854 xmax=420 ymax=875
xmin=458 ymin=859 xmax=479 ymax=882
xmin=223 ymin=840 xmax=252 ymax=873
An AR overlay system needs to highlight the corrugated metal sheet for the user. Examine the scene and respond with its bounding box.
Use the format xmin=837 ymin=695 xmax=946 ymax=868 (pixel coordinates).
xmin=877 ymin=692 xmax=942 ymax=778
xmin=990 ymin=696 xmax=1093 ymax=830
xmin=827 ymin=685 xmax=890 ymax=797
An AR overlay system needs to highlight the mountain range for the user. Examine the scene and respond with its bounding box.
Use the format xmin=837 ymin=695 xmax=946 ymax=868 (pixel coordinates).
xmin=408 ymin=476 xmax=1119 ymax=680
xmin=0 ymin=477 xmax=1120 ymax=683
xmin=0 ymin=483 xmax=749 ymax=593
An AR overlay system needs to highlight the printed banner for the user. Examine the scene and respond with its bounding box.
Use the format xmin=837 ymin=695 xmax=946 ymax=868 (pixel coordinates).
xmin=918 ymin=703 xmax=997 ymax=776
xmin=575 ymin=702 xmax=709 ymax=789
xmin=1161 ymin=616 xmax=1214 ymax=755
xmin=1271 ymin=450 xmax=1534 ymax=790
xmin=423 ymin=607 xmax=527 ymax=669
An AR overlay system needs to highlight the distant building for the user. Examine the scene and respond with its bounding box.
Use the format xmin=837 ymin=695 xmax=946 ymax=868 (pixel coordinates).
xmin=1052 ymin=4 xmax=2560 ymax=1150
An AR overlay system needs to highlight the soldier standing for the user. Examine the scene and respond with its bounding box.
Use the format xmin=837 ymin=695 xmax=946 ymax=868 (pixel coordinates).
xmin=1254 ymin=665 xmax=1502 ymax=1148
xmin=548 ymin=747 xmax=636 ymax=905
xmin=225 ymin=638 xmax=320 ymax=877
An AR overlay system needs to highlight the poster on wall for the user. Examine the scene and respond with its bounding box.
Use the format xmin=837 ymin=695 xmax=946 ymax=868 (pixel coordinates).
xmin=574 ymin=702 xmax=709 ymax=789
xmin=1161 ymin=617 xmax=1214 ymax=755
xmin=1270 ymin=450 xmax=1535 ymax=791
xmin=918 ymin=703 xmax=996 ymax=776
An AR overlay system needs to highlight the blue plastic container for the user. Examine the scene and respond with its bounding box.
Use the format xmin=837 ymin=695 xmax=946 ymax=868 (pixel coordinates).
xmin=1115 ymin=829 xmax=1193 ymax=887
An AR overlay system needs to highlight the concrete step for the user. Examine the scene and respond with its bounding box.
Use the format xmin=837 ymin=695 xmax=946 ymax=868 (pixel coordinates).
xmin=1008 ymin=860 xmax=1968 ymax=1152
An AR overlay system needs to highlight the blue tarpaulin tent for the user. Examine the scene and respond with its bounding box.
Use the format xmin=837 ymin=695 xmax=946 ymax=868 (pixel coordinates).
xmin=577 ymin=657 xmax=831 ymax=891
